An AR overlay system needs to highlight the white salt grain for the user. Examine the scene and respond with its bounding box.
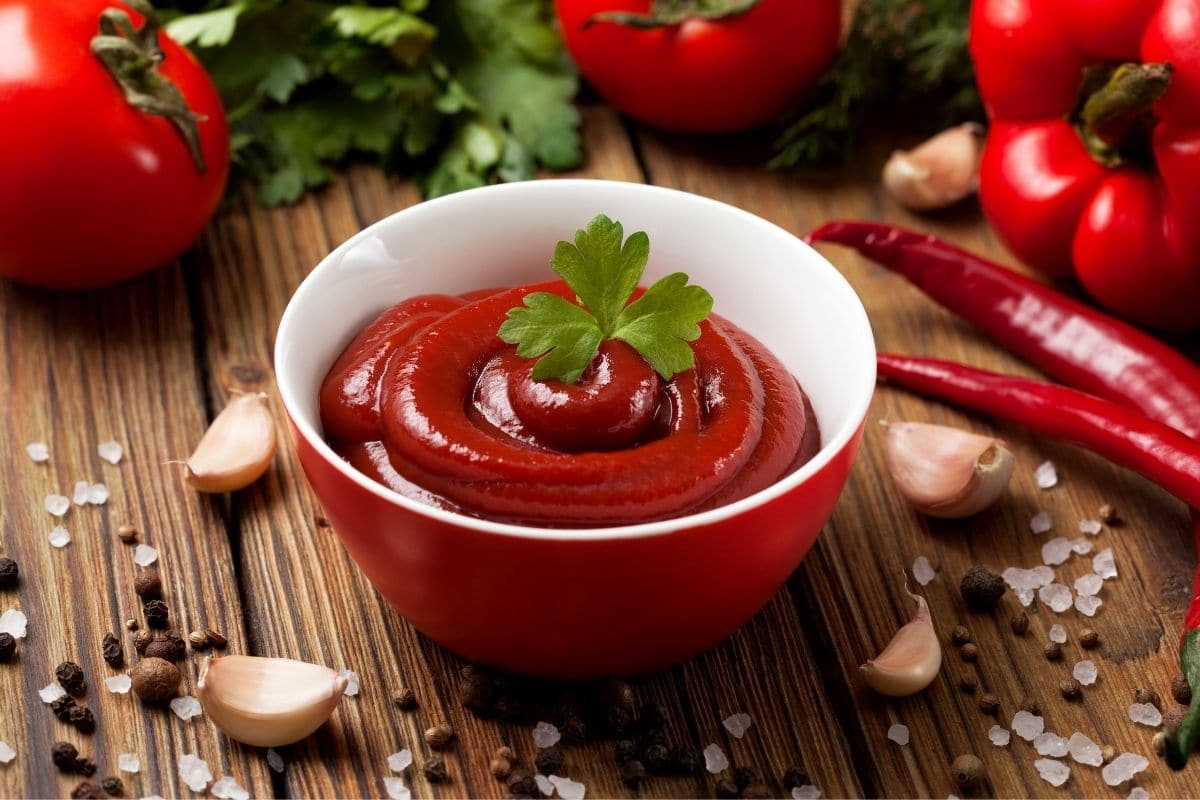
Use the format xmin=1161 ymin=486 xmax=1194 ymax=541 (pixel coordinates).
xmin=49 ymin=526 xmax=71 ymax=549
xmin=1075 ymin=595 xmax=1103 ymax=617
xmin=178 ymin=753 xmax=213 ymax=792
xmin=792 ymin=787 xmax=820 ymax=800
xmin=549 ymin=775 xmax=586 ymax=800
xmin=170 ymin=695 xmax=203 ymax=721
xmin=98 ymin=440 xmax=123 ymax=465
xmin=1030 ymin=511 xmax=1053 ymax=534
xmin=0 ymin=741 xmax=14 ymax=765
xmin=1102 ymin=753 xmax=1149 ymax=786
xmin=26 ymin=442 xmax=49 ymax=463
xmin=1049 ymin=624 xmax=1067 ymax=644
xmin=1069 ymin=537 xmax=1093 ymax=556
xmin=1128 ymin=703 xmax=1163 ymax=728
xmin=887 ymin=723 xmax=909 ymax=746
xmin=1040 ymin=583 xmax=1073 ymax=612
xmin=45 ymin=494 xmax=69 ymax=517
xmin=1034 ymin=732 xmax=1068 ymax=757
xmin=210 ymin=776 xmax=249 ymax=800
xmin=1034 ymin=758 xmax=1070 ymax=787
xmin=133 ymin=544 xmax=158 ymax=567
xmin=1074 ymin=573 xmax=1104 ymax=597
xmin=338 ymin=669 xmax=359 ymax=697
xmin=912 ymin=556 xmax=936 ymax=586
xmin=1073 ymin=660 xmax=1098 ymax=686
xmin=535 ymin=774 xmax=554 ymax=796
xmin=105 ymin=675 xmax=132 ymax=694
xmin=87 ymin=483 xmax=108 ymax=505
xmin=0 ymin=609 xmax=28 ymax=639
xmin=1128 ymin=788 xmax=1150 ymax=799
xmin=1067 ymin=732 xmax=1102 ymax=766
xmin=73 ymin=481 xmax=90 ymax=506
xmin=1094 ymin=548 xmax=1118 ymax=580
xmin=1042 ymin=537 xmax=1072 ymax=566
xmin=383 ymin=776 xmax=411 ymax=800
xmin=1079 ymin=519 xmax=1103 ymax=535
xmin=1015 ymin=588 xmax=1036 ymax=607
xmin=1036 ymin=461 xmax=1058 ymax=489
xmin=118 ymin=753 xmax=140 ymax=773
xmin=703 ymin=743 xmax=729 ymax=773
xmin=988 ymin=725 xmax=1011 ymax=747
xmin=723 ymin=712 xmax=754 ymax=739
xmin=387 ymin=750 xmax=412 ymax=773
xmin=38 ymin=683 xmax=66 ymax=703
xmin=265 ymin=750 xmax=284 ymax=773
xmin=533 ymin=721 xmax=561 ymax=748
xmin=1012 ymin=711 xmax=1045 ymax=741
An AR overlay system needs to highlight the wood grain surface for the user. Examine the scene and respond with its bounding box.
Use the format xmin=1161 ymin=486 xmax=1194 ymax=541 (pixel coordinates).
xmin=1 ymin=102 xmax=1198 ymax=799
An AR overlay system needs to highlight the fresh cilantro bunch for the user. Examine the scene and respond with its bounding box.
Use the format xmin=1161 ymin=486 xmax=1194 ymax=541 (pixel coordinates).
xmin=498 ymin=215 xmax=713 ymax=384
xmin=157 ymin=0 xmax=581 ymax=205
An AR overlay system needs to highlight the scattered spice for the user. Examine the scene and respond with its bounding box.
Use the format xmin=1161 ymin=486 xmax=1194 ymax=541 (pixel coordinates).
xmin=424 ymin=723 xmax=454 ymax=750
xmin=205 ymin=628 xmax=228 ymax=649
xmin=0 ymin=632 xmax=15 ymax=663
xmin=100 ymin=776 xmax=123 ymax=796
xmin=603 ymin=680 xmax=637 ymax=734
xmin=1165 ymin=706 xmax=1186 ymax=729
xmin=0 ymin=558 xmax=17 ymax=589
xmin=1153 ymin=731 xmax=1168 ymax=756
xmin=133 ymin=573 xmax=162 ymax=600
xmin=74 ymin=757 xmax=96 ymax=777
xmin=535 ymin=744 xmax=565 ymax=775
xmin=50 ymin=695 xmax=76 ymax=720
xmin=132 ymin=630 xmax=152 ymax=655
xmin=52 ymin=742 xmax=79 ymax=771
xmin=619 ymin=759 xmax=645 ymax=789
xmin=188 ymin=631 xmax=210 ymax=651
xmin=960 ymin=565 xmax=1006 ymax=611
xmin=1133 ymin=688 xmax=1161 ymax=709
xmin=1102 ymin=744 xmax=1117 ymax=764
xmin=743 ymin=784 xmax=772 ymax=799
xmin=489 ymin=756 xmax=512 ymax=780
xmin=1044 ymin=641 xmax=1063 ymax=661
xmin=560 ymin=709 xmax=586 ymax=744
xmin=56 ymin=661 xmax=87 ymax=696
xmin=116 ymin=524 xmax=138 ymax=544
xmin=143 ymin=631 xmax=185 ymax=662
xmin=69 ymin=781 xmax=101 ymax=799
xmin=643 ymin=743 xmax=670 ymax=773
xmin=1020 ymin=697 xmax=1040 ymax=715
xmin=960 ymin=643 xmax=978 ymax=662
xmin=615 ymin=740 xmax=636 ymax=763
xmin=67 ymin=706 xmax=96 ymax=734
xmin=507 ymin=768 xmax=536 ymax=796
xmin=422 ymin=755 xmax=448 ymax=783
xmin=124 ymin=619 xmax=139 ymax=632
xmin=951 ymin=625 xmax=972 ymax=646
xmin=495 ymin=746 xmax=514 ymax=762
xmin=130 ymin=657 xmax=181 ymax=704
xmin=142 ymin=599 xmax=169 ymax=629
xmin=782 ymin=767 xmax=811 ymax=789
xmin=952 ymin=754 xmax=985 ymax=794
xmin=715 ymin=778 xmax=740 ymax=798
xmin=958 ymin=674 xmax=978 ymax=694
xmin=1098 ymin=503 xmax=1119 ymax=525
xmin=1010 ymin=611 xmax=1029 ymax=635
xmin=392 ymin=687 xmax=417 ymax=710
xmin=1080 ymin=629 xmax=1100 ymax=649
xmin=1173 ymin=673 xmax=1192 ymax=705
xmin=1060 ymin=679 xmax=1082 ymax=700
xmin=978 ymin=694 xmax=1000 ymax=715
xmin=734 ymin=766 xmax=765 ymax=790
xmin=101 ymin=634 xmax=123 ymax=669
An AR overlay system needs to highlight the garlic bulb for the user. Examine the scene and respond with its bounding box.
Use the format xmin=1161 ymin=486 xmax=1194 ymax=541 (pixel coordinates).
xmin=186 ymin=392 xmax=276 ymax=493
xmin=196 ymin=655 xmax=346 ymax=747
xmin=861 ymin=587 xmax=941 ymax=696
xmin=882 ymin=123 xmax=983 ymax=211
xmin=883 ymin=420 xmax=1014 ymax=518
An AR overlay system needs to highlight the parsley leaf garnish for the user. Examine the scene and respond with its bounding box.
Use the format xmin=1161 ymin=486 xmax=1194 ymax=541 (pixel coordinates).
xmin=497 ymin=215 xmax=713 ymax=384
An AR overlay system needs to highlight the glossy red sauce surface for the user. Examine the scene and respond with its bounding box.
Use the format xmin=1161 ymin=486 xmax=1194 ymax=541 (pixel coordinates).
xmin=319 ymin=280 xmax=820 ymax=527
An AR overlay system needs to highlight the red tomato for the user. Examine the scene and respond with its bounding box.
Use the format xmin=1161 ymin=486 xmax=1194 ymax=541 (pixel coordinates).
xmin=555 ymin=0 xmax=841 ymax=134
xmin=0 ymin=0 xmax=229 ymax=289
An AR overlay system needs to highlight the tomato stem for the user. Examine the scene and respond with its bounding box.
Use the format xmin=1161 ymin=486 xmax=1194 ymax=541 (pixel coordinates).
xmin=584 ymin=0 xmax=762 ymax=29
xmin=90 ymin=0 xmax=208 ymax=174
xmin=1075 ymin=62 xmax=1171 ymax=169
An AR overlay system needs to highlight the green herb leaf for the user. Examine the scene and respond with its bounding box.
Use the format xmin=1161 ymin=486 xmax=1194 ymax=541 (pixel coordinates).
xmin=497 ymin=215 xmax=712 ymax=383
xmin=165 ymin=4 xmax=244 ymax=48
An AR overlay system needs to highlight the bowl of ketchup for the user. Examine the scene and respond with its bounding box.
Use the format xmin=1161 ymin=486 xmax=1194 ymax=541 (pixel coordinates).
xmin=275 ymin=180 xmax=875 ymax=678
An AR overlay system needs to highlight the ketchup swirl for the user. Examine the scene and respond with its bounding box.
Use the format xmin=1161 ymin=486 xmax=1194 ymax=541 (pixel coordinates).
xmin=320 ymin=280 xmax=819 ymax=526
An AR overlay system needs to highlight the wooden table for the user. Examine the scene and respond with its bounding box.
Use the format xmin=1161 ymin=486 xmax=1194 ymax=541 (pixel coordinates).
xmin=2 ymin=104 xmax=1197 ymax=799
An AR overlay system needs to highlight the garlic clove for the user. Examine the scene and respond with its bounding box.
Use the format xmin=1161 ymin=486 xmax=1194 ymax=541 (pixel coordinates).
xmin=861 ymin=586 xmax=941 ymax=697
xmin=196 ymin=655 xmax=347 ymax=747
xmin=186 ymin=393 xmax=277 ymax=493
xmin=882 ymin=123 xmax=983 ymax=211
xmin=883 ymin=420 xmax=1014 ymax=518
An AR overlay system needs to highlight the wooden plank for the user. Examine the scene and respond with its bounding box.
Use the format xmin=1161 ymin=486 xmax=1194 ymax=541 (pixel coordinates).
xmin=0 ymin=270 xmax=270 ymax=796
xmin=636 ymin=128 xmax=1199 ymax=797
xmin=189 ymin=103 xmax=861 ymax=798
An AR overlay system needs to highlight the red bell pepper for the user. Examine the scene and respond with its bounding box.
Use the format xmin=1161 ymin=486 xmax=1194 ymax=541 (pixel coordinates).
xmin=969 ymin=0 xmax=1200 ymax=330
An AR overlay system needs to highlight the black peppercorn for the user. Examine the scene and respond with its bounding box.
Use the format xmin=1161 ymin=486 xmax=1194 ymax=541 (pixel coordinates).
xmin=951 ymin=625 xmax=971 ymax=646
xmin=507 ymin=769 xmax=536 ymax=796
xmin=134 ymin=572 xmax=162 ymax=600
xmin=51 ymin=741 xmax=79 ymax=771
xmin=743 ymin=784 xmax=773 ymax=799
xmin=422 ymin=755 xmax=448 ymax=783
xmin=68 ymin=705 xmax=96 ymax=734
xmin=715 ymin=778 xmax=740 ymax=798
xmin=668 ymin=744 xmax=700 ymax=773
xmin=0 ymin=557 xmax=17 ymax=589
xmin=614 ymin=739 xmax=637 ymax=763
xmin=70 ymin=781 xmax=101 ymax=799
xmin=559 ymin=712 xmax=586 ymax=744
xmin=960 ymin=565 xmax=1006 ymax=611
xmin=50 ymin=694 xmax=76 ymax=720
xmin=0 ymin=632 xmax=15 ymax=663
xmin=534 ymin=745 xmax=565 ymax=775
xmin=56 ymin=661 xmax=87 ymax=696
xmin=619 ymin=759 xmax=645 ymax=789
xmin=100 ymin=776 xmax=123 ymax=797
xmin=734 ymin=766 xmax=764 ymax=790
xmin=74 ymin=757 xmax=96 ymax=777
xmin=782 ymin=767 xmax=810 ymax=789
xmin=1174 ymin=673 xmax=1193 ymax=706
xmin=101 ymin=633 xmax=123 ymax=669
xmin=643 ymin=743 xmax=670 ymax=773
xmin=142 ymin=599 xmax=169 ymax=628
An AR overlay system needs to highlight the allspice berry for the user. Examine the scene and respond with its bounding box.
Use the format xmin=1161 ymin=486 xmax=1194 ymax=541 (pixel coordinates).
xmin=951 ymin=625 xmax=972 ymax=646
xmin=392 ymin=687 xmax=417 ymax=710
xmin=1010 ymin=611 xmax=1029 ymax=635
xmin=960 ymin=643 xmax=979 ymax=663
xmin=1060 ymin=678 xmax=1082 ymax=700
xmin=424 ymin=723 xmax=454 ymax=749
xmin=133 ymin=630 xmax=152 ymax=655
xmin=960 ymin=565 xmax=1006 ymax=611
xmin=129 ymin=657 xmax=181 ymax=703
xmin=133 ymin=572 xmax=162 ymax=600
xmin=951 ymin=754 xmax=985 ymax=794
xmin=143 ymin=631 xmax=185 ymax=662
xmin=1080 ymin=629 xmax=1100 ymax=649
xmin=1173 ymin=674 xmax=1193 ymax=705
xmin=1044 ymin=641 xmax=1063 ymax=661
xmin=978 ymin=694 xmax=1000 ymax=715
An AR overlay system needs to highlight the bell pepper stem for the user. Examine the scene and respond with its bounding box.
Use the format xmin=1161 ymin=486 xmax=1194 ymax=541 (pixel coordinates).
xmin=1167 ymin=629 xmax=1200 ymax=769
xmin=1077 ymin=62 xmax=1171 ymax=167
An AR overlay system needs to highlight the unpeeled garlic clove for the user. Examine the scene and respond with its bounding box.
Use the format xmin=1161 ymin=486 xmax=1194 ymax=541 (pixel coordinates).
xmin=882 ymin=123 xmax=983 ymax=211
xmin=861 ymin=586 xmax=941 ymax=697
xmin=186 ymin=392 xmax=277 ymax=493
xmin=196 ymin=655 xmax=347 ymax=747
xmin=882 ymin=420 xmax=1014 ymax=518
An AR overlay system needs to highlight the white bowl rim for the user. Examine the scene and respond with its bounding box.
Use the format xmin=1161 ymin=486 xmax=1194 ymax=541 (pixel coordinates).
xmin=275 ymin=179 xmax=876 ymax=542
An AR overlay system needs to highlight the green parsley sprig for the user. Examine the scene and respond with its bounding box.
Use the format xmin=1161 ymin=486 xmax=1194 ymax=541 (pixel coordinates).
xmin=498 ymin=215 xmax=713 ymax=384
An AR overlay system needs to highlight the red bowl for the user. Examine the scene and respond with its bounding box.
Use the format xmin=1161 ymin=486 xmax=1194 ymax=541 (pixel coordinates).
xmin=275 ymin=180 xmax=875 ymax=678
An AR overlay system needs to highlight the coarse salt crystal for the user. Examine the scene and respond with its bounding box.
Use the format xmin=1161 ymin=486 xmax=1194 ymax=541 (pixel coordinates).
xmin=133 ymin=544 xmax=158 ymax=567
xmin=1102 ymin=753 xmax=1149 ymax=786
xmin=549 ymin=775 xmax=586 ymax=800
xmin=105 ymin=675 xmax=132 ymax=694
xmin=1034 ymin=758 xmax=1070 ymax=787
xmin=887 ymin=723 xmax=909 ymax=746
xmin=0 ymin=741 xmax=14 ymax=765
xmin=1015 ymin=587 xmax=1036 ymax=607
xmin=26 ymin=442 xmax=49 ymax=463
xmin=723 ymin=712 xmax=753 ymax=738
xmin=45 ymin=494 xmax=69 ymax=517
xmin=1073 ymin=660 xmax=1098 ymax=686
xmin=533 ymin=721 xmax=561 ymax=748
xmin=98 ymin=440 xmax=123 ymax=465
xmin=1129 ymin=703 xmax=1163 ymax=728
xmin=387 ymin=750 xmax=412 ymax=773
xmin=265 ymin=750 xmax=284 ymax=773
xmin=1036 ymin=461 xmax=1058 ymax=489
xmin=48 ymin=526 xmax=71 ymax=549
xmin=1040 ymin=583 xmax=1073 ymax=612
xmin=39 ymin=682 xmax=66 ymax=703
xmin=1069 ymin=537 xmax=1093 ymax=555
xmin=0 ymin=609 xmax=27 ymax=639
xmin=1075 ymin=595 xmax=1103 ymax=617
xmin=1074 ymin=573 xmax=1103 ymax=596
xmin=118 ymin=753 xmax=140 ymax=773
xmin=988 ymin=725 xmax=1010 ymax=747
xmin=170 ymin=695 xmax=203 ymax=721
xmin=1034 ymin=732 xmax=1068 ymax=757
xmin=1030 ymin=511 xmax=1053 ymax=534
xmin=383 ymin=776 xmax=411 ymax=800
xmin=535 ymin=775 xmax=554 ymax=796
xmin=703 ymin=743 xmax=729 ymax=773
xmin=1041 ymin=537 xmax=1072 ymax=566
xmin=210 ymin=776 xmax=249 ymax=800
xmin=912 ymin=556 xmax=936 ymax=586
xmin=1067 ymin=732 xmax=1102 ymax=766
xmin=73 ymin=481 xmax=90 ymax=506
xmin=1049 ymin=624 xmax=1067 ymax=644
xmin=792 ymin=787 xmax=820 ymax=800
xmin=87 ymin=483 xmax=108 ymax=505
xmin=1011 ymin=710 xmax=1045 ymax=741
xmin=1094 ymin=548 xmax=1118 ymax=580
xmin=1079 ymin=519 xmax=1102 ymax=535
xmin=1128 ymin=788 xmax=1149 ymax=799
xmin=178 ymin=754 xmax=213 ymax=793
xmin=338 ymin=669 xmax=359 ymax=697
